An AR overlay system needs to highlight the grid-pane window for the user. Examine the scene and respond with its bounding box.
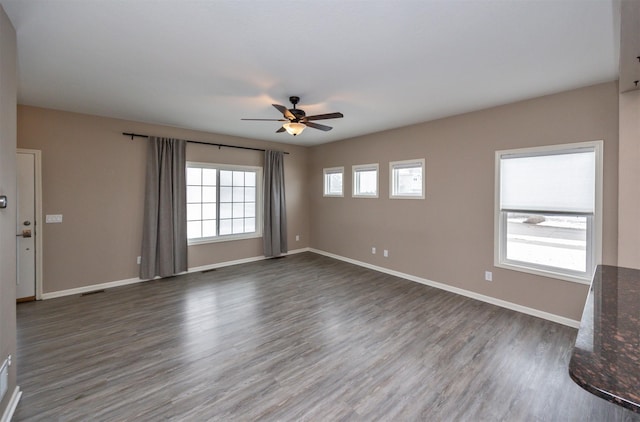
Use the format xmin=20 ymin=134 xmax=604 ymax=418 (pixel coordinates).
xmin=323 ymin=167 xmax=344 ymax=197
xmin=353 ymin=163 xmax=378 ymax=198
xmin=187 ymin=163 xmax=261 ymax=243
xmin=390 ymin=159 xmax=425 ymax=199
xmin=495 ymin=141 xmax=602 ymax=283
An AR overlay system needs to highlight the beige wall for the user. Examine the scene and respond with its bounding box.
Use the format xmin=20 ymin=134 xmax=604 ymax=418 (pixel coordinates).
xmin=616 ymin=0 xmax=640 ymax=269
xmin=310 ymin=82 xmax=619 ymax=321
xmin=14 ymin=83 xmax=622 ymax=321
xmin=617 ymin=90 xmax=640 ymax=268
xmin=0 ymin=4 xmax=17 ymax=416
xmin=17 ymin=106 xmax=309 ymax=294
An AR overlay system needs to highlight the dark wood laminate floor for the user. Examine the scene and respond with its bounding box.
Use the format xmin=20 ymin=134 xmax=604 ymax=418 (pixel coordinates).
xmin=14 ymin=252 xmax=640 ymax=421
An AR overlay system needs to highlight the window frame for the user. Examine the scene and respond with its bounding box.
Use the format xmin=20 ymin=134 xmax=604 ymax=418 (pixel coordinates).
xmin=186 ymin=161 xmax=263 ymax=245
xmin=389 ymin=158 xmax=425 ymax=199
xmin=352 ymin=163 xmax=379 ymax=198
xmin=323 ymin=166 xmax=344 ymax=197
xmin=494 ymin=141 xmax=603 ymax=284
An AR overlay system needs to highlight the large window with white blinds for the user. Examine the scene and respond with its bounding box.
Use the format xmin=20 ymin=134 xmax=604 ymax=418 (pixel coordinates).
xmin=495 ymin=141 xmax=603 ymax=283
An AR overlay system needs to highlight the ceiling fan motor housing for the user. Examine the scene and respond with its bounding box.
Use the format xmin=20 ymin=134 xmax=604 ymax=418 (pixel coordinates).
xmin=289 ymin=109 xmax=306 ymax=120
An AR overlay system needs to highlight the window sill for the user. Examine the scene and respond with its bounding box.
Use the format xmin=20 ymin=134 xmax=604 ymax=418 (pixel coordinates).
xmin=495 ymin=261 xmax=592 ymax=285
xmin=188 ymin=232 xmax=262 ymax=246
xmin=390 ymin=195 xmax=425 ymax=200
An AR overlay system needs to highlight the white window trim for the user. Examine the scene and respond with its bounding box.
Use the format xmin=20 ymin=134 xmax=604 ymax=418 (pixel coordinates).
xmin=352 ymin=163 xmax=379 ymax=198
xmin=323 ymin=166 xmax=344 ymax=197
xmin=187 ymin=161 xmax=263 ymax=245
xmin=389 ymin=158 xmax=425 ymax=199
xmin=494 ymin=140 xmax=603 ymax=284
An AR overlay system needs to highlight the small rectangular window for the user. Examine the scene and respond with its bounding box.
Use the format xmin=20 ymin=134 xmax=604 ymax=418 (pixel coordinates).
xmin=353 ymin=163 xmax=379 ymax=198
xmin=390 ymin=159 xmax=425 ymax=199
xmin=187 ymin=162 xmax=262 ymax=244
xmin=495 ymin=141 xmax=602 ymax=283
xmin=323 ymin=167 xmax=344 ymax=197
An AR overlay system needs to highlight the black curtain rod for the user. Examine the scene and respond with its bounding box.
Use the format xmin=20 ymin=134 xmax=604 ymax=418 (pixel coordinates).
xmin=122 ymin=132 xmax=289 ymax=155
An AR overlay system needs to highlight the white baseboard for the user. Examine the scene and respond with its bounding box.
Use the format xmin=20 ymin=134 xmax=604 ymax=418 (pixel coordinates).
xmin=41 ymin=276 xmax=143 ymax=300
xmin=188 ymin=247 xmax=310 ymax=273
xmin=1 ymin=386 xmax=21 ymax=422
xmin=41 ymin=247 xmax=311 ymax=300
xmin=309 ymin=248 xmax=580 ymax=328
xmin=39 ymin=246 xmax=575 ymax=329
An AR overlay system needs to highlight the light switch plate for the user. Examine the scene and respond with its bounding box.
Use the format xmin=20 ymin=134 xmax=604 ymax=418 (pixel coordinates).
xmin=45 ymin=214 xmax=63 ymax=223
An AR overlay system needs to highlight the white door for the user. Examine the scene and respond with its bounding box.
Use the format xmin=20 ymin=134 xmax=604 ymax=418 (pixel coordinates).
xmin=16 ymin=151 xmax=36 ymax=300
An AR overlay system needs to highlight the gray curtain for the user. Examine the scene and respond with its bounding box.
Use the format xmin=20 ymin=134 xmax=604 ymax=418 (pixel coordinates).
xmin=263 ymin=150 xmax=287 ymax=257
xmin=140 ymin=136 xmax=187 ymax=279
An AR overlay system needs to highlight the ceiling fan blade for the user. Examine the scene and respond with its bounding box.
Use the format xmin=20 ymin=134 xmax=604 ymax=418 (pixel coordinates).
xmin=272 ymin=104 xmax=295 ymax=120
xmin=241 ymin=118 xmax=287 ymax=121
xmin=304 ymin=121 xmax=333 ymax=132
xmin=276 ymin=126 xmax=286 ymax=133
xmin=304 ymin=112 xmax=344 ymax=121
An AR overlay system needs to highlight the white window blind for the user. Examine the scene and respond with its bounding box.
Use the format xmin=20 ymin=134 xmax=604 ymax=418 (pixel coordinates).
xmin=499 ymin=148 xmax=596 ymax=214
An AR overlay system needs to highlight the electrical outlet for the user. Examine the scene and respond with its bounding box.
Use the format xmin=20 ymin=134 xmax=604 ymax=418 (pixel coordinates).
xmin=383 ymin=249 xmax=389 ymax=258
xmin=485 ymin=271 xmax=493 ymax=281
xmin=137 ymin=256 xmax=141 ymax=265
xmin=372 ymin=247 xmax=376 ymax=254
xmin=295 ymin=234 xmax=300 ymax=241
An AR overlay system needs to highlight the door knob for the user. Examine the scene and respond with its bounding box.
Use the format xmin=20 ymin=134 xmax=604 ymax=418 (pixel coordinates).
xmin=16 ymin=229 xmax=32 ymax=238
xmin=23 ymin=221 xmax=31 ymax=226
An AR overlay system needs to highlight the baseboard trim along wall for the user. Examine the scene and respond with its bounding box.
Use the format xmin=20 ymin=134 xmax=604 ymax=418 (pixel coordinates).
xmin=1 ymin=387 xmax=21 ymax=422
xmin=40 ymin=247 xmax=579 ymax=328
xmin=309 ymin=248 xmax=581 ymax=329
xmin=41 ymin=247 xmax=311 ymax=300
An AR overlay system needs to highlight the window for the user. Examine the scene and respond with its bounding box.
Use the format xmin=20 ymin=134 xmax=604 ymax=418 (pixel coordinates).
xmin=390 ymin=159 xmax=425 ymax=199
xmin=352 ymin=163 xmax=379 ymax=198
xmin=323 ymin=167 xmax=344 ymax=197
xmin=187 ymin=162 xmax=262 ymax=243
xmin=495 ymin=141 xmax=602 ymax=283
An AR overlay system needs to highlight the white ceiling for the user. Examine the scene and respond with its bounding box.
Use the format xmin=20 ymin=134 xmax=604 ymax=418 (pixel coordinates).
xmin=0 ymin=0 xmax=620 ymax=146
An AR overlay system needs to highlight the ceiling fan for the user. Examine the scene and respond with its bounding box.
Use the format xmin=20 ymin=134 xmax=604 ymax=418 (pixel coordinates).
xmin=242 ymin=96 xmax=344 ymax=136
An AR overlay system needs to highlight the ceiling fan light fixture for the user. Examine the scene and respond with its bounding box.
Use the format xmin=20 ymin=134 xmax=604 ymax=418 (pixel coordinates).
xmin=243 ymin=97 xmax=342 ymax=134
xmin=283 ymin=122 xmax=306 ymax=136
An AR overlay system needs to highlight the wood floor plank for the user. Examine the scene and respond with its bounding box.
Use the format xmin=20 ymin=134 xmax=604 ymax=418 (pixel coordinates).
xmin=14 ymin=252 xmax=640 ymax=421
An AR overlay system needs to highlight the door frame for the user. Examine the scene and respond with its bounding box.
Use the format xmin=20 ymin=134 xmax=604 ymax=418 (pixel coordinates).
xmin=17 ymin=148 xmax=43 ymax=300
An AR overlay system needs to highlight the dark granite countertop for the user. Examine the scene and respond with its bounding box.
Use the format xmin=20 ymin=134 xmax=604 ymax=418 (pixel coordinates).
xmin=569 ymin=265 xmax=640 ymax=413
